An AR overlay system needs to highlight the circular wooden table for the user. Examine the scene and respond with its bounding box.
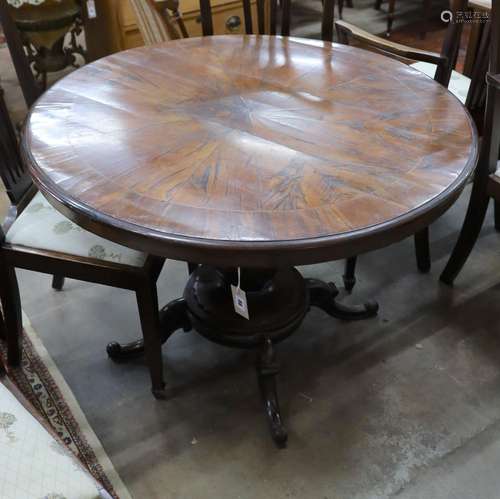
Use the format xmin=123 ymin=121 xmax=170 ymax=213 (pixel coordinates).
xmin=23 ymin=35 xmax=478 ymax=446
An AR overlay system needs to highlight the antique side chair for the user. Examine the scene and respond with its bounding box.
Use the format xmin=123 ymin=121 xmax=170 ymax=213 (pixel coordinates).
xmin=440 ymin=0 xmax=500 ymax=285
xmin=1 ymin=2 xmax=170 ymax=398
xmin=335 ymin=0 xmax=489 ymax=292
xmin=0 ymin=83 xmax=167 ymax=398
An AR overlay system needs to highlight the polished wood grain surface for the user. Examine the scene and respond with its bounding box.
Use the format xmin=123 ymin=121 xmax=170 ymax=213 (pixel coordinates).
xmin=22 ymin=35 xmax=478 ymax=267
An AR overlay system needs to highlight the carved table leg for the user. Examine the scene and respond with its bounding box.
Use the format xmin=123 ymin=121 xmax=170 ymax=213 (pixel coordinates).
xmin=306 ymin=279 xmax=378 ymax=320
xmin=256 ymin=338 xmax=288 ymax=447
xmin=106 ymin=298 xmax=191 ymax=361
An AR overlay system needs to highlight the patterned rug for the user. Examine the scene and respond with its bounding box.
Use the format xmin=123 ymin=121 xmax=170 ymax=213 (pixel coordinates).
xmin=0 ymin=315 xmax=131 ymax=499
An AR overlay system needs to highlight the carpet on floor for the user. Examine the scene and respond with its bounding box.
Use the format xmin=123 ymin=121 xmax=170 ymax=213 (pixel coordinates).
xmin=0 ymin=313 xmax=132 ymax=499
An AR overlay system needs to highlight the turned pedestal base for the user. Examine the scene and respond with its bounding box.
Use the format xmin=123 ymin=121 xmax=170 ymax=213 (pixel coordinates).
xmin=107 ymin=265 xmax=378 ymax=446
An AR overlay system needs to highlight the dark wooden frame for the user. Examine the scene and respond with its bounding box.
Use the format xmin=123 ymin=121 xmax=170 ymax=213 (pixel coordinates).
xmin=440 ymin=0 xmax=500 ymax=285
xmin=372 ymin=0 xmax=433 ymax=38
xmin=196 ymin=0 xmax=336 ymax=41
xmin=335 ymin=0 xmax=485 ymax=291
xmin=0 ymin=79 xmax=167 ymax=397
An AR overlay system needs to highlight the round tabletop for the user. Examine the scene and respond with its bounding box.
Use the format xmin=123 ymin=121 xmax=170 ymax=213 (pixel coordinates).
xmin=23 ymin=35 xmax=478 ymax=267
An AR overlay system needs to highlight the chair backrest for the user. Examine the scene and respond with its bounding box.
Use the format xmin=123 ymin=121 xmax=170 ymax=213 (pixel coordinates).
xmin=0 ymin=87 xmax=31 ymax=207
xmin=433 ymin=0 xmax=467 ymax=86
xmin=198 ymin=0 xmax=336 ymax=41
xmin=465 ymin=19 xmax=491 ymax=131
xmin=479 ymin=0 xmax=500 ymax=176
xmin=129 ymin=0 xmax=188 ymax=45
xmin=335 ymin=0 xmax=491 ymax=129
xmin=0 ymin=2 xmax=42 ymax=108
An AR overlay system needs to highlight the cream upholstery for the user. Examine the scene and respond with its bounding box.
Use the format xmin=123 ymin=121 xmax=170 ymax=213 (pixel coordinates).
xmin=411 ymin=61 xmax=471 ymax=104
xmin=0 ymin=382 xmax=111 ymax=499
xmin=5 ymin=192 xmax=147 ymax=267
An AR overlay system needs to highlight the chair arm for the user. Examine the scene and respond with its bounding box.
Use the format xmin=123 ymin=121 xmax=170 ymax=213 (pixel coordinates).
xmin=335 ymin=20 xmax=448 ymax=67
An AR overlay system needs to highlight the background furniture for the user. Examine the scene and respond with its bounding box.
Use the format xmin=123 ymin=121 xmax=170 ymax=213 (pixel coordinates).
xmin=80 ymin=0 xmax=268 ymax=57
xmin=128 ymin=0 xmax=189 ymax=44
xmin=375 ymin=0 xmax=433 ymax=37
xmin=335 ymin=0 xmax=489 ymax=292
xmin=5 ymin=0 xmax=86 ymax=89
xmin=440 ymin=0 xmax=499 ymax=284
xmin=0 ymin=0 xmax=43 ymax=108
xmin=21 ymin=34 xmax=477 ymax=444
xmin=464 ymin=0 xmax=491 ymax=77
xmin=131 ymin=0 xmax=336 ymax=49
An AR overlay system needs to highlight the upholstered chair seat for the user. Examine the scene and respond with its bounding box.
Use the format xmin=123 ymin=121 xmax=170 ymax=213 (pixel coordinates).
xmin=411 ymin=61 xmax=471 ymax=104
xmin=5 ymin=192 xmax=147 ymax=267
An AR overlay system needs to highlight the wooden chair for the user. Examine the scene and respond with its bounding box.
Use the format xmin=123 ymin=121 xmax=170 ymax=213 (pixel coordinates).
xmin=440 ymin=0 xmax=500 ymax=285
xmin=374 ymin=0 xmax=432 ymax=38
xmin=0 ymin=83 xmax=168 ymax=399
xmin=335 ymin=0 xmax=489 ymax=292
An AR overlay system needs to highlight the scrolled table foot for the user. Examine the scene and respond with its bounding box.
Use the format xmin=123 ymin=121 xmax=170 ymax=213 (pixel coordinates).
xmin=106 ymin=339 xmax=145 ymax=361
xmin=107 ymin=298 xmax=191 ymax=362
xmin=256 ymin=339 xmax=288 ymax=448
xmin=306 ymin=279 xmax=378 ymax=320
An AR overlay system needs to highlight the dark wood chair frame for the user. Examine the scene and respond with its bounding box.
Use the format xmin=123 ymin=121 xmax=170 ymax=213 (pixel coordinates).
xmin=372 ymin=0 xmax=433 ymax=38
xmin=440 ymin=0 xmax=500 ymax=285
xmin=0 ymin=6 xmax=168 ymax=398
xmin=197 ymin=0 xmax=336 ymax=41
xmin=335 ymin=0 xmax=489 ymax=292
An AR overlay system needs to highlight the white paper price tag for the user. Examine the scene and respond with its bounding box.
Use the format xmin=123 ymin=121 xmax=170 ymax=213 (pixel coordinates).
xmin=87 ymin=0 xmax=97 ymax=19
xmin=231 ymin=268 xmax=249 ymax=320
xmin=231 ymin=285 xmax=249 ymax=320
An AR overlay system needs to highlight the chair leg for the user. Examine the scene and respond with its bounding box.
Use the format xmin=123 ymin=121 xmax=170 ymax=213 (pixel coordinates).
xmin=135 ymin=280 xmax=166 ymax=399
xmin=343 ymin=256 xmax=357 ymax=293
xmin=0 ymin=263 xmax=22 ymax=366
xmin=440 ymin=184 xmax=490 ymax=285
xmin=414 ymin=228 xmax=431 ymax=273
xmin=387 ymin=0 xmax=396 ymax=36
xmin=420 ymin=0 xmax=431 ymax=39
xmin=52 ymin=275 xmax=65 ymax=291
xmin=375 ymin=0 xmax=383 ymax=9
xmin=338 ymin=0 xmax=344 ymax=19
xmin=494 ymin=200 xmax=500 ymax=231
